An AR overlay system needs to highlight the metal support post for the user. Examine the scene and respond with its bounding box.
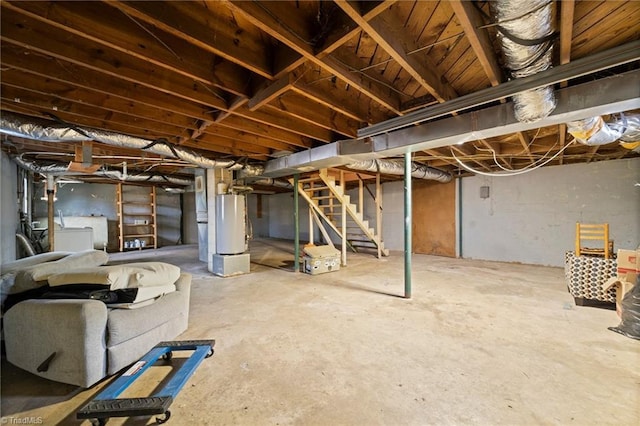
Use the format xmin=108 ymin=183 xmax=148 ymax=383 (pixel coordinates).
xmin=46 ymin=175 xmax=55 ymax=252
xmin=293 ymin=174 xmax=300 ymax=273
xmin=404 ymin=152 xmax=412 ymax=299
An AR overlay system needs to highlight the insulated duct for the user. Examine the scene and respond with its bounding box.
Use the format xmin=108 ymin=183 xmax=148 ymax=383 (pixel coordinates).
xmin=491 ymin=0 xmax=557 ymax=123
xmin=0 ymin=112 xmax=264 ymax=175
xmin=244 ymin=177 xmax=293 ymax=189
xmin=346 ymin=159 xmax=452 ymax=183
xmin=12 ymin=156 xmax=194 ymax=186
xmin=567 ymin=113 xmax=640 ymax=146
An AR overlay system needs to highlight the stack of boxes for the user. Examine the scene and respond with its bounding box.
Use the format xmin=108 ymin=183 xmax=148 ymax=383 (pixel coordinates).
xmin=603 ymin=249 xmax=640 ymax=316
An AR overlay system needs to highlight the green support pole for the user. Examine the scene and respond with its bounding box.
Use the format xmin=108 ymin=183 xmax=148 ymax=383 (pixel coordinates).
xmin=294 ymin=174 xmax=300 ymax=273
xmin=404 ymin=151 xmax=412 ymax=299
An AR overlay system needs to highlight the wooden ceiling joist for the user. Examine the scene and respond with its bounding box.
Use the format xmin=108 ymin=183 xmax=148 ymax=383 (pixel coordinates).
xmin=335 ymin=0 xmax=458 ymax=103
xmin=228 ymin=1 xmax=403 ymax=115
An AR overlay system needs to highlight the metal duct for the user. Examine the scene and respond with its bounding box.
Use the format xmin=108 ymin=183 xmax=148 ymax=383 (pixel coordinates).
xmin=245 ymin=177 xmax=293 ymax=188
xmin=12 ymin=156 xmax=193 ymax=186
xmin=567 ymin=113 xmax=640 ymax=146
xmin=346 ymin=159 xmax=452 ymax=183
xmin=0 ymin=112 xmax=264 ymax=175
xmin=491 ymin=0 xmax=556 ymax=123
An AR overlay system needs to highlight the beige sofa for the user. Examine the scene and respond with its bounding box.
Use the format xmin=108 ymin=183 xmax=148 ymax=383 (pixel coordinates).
xmin=1 ymin=251 xmax=191 ymax=388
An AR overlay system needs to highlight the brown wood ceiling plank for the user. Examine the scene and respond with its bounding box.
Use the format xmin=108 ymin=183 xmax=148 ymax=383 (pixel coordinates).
xmin=232 ymin=104 xmax=335 ymax=143
xmin=248 ymin=75 xmax=293 ymax=111
xmin=1 ymin=78 xmax=201 ymax=132
xmin=3 ymin=1 xmax=251 ymax=98
xmin=560 ymin=0 xmax=576 ymax=66
xmin=228 ymin=0 xmax=403 ymax=115
xmin=316 ymin=1 xmax=397 ymax=58
xmin=1 ymin=41 xmax=317 ymax=148
xmin=572 ymin=10 xmax=640 ymax=60
xmin=267 ymin=92 xmax=359 ymax=138
xmin=290 ymin=64 xmax=391 ymax=124
xmin=336 ymin=1 xmax=458 ymax=102
xmin=450 ymin=0 xmax=502 ymax=86
xmin=108 ymin=0 xmax=274 ymax=79
xmin=0 ymin=8 xmax=229 ymax=110
xmin=1 ymin=44 xmax=215 ymax=119
xmin=217 ymin=115 xmax=313 ymax=149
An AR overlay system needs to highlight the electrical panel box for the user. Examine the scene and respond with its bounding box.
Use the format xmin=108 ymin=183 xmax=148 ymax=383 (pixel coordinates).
xmin=303 ymin=245 xmax=340 ymax=275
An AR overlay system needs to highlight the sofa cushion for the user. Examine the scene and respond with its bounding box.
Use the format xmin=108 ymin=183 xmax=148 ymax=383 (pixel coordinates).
xmin=0 ymin=251 xmax=71 ymax=275
xmin=48 ymin=262 xmax=180 ymax=290
xmin=107 ymin=288 xmax=186 ymax=346
xmin=9 ymin=250 xmax=109 ymax=295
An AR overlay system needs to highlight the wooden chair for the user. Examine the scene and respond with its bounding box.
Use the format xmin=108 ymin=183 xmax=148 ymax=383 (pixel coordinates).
xmin=575 ymin=222 xmax=613 ymax=259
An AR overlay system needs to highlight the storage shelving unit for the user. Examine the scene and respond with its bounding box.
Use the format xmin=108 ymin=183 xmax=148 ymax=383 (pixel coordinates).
xmin=116 ymin=183 xmax=158 ymax=251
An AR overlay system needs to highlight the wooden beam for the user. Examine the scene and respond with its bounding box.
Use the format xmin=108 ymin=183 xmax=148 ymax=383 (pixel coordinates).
xmin=560 ymin=0 xmax=576 ymax=67
xmin=558 ymin=123 xmax=567 ymax=165
xmin=450 ymin=145 xmax=492 ymax=172
xmin=248 ymin=74 xmax=293 ymax=111
xmin=266 ymin=93 xmax=359 ymax=138
xmin=423 ymin=149 xmax=459 ymax=168
xmin=1 ymin=37 xmax=319 ymax=146
xmin=3 ymin=1 xmax=252 ymax=97
xmin=2 ymin=75 xmax=300 ymax=155
xmin=0 ymin=8 xmax=229 ymax=110
xmin=107 ymin=0 xmax=274 ymax=79
xmin=587 ymin=145 xmax=599 ymax=162
xmin=335 ymin=0 xmax=457 ymax=103
xmin=450 ymin=0 xmax=502 ymax=86
xmin=232 ymin=104 xmax=335 ymax=143
xmin=516 ymin=132 xmax=536 ymax=163
xmin=228 ymin=1 xmax=402 ymax=115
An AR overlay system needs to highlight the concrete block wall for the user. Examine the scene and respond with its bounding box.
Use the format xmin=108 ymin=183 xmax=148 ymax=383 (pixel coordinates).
xmin=262 ymin=158 xmax=639 ymax=267
xmin=460 ymin=157 xmax=640 ymax=267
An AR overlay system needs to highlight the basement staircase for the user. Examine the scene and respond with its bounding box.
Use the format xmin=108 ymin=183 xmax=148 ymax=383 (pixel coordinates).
xmin=290 ymin=169 xmax=389 ymax=259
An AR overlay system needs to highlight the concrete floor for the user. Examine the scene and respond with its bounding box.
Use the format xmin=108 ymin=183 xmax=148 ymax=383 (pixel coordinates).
xmin=1 ymin=239 xmax=638 ymax=425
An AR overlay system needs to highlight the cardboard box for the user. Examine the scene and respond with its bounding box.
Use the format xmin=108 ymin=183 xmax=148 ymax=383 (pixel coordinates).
xmin=303 ymin=245 xmax=340 ymax=275
xmin=603 ymin=277 xmax=635 ymax=317
xmin=616 ymin=249 xmax=640 ymax=283
xmin=603 ymin=249 xmax=639 ymax=317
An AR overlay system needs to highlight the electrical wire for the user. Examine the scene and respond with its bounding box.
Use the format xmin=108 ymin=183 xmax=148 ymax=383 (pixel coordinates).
xmin=451 ymin=139 xmax=576 ymax=177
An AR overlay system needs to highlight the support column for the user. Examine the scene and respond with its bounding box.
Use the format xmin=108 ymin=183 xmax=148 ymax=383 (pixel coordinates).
xmin=404 ymin=151 xmax=412 ymax=299
xmin=293 ymin=174 xmax=300 ymax=273
xmin=46 ymin=175 xmax=55 ymax=252
xmin=206 ymin=169 xmax=218 ymax=273
xmin=376 ymin=172 xmax=382 ymax=259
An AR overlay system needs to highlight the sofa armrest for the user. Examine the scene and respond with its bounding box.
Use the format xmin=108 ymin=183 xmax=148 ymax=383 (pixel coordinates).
xmin=174 ymin=272 xmax=192 ymax=329
xmin=4 ymin=299 xmax=108 ymax=388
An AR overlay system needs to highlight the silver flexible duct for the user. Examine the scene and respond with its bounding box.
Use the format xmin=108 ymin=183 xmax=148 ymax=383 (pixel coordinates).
xmin=346 ymin=159 xmax=452 ymax=183
xmin=0 ymin=112 xmax=265 ymax=175
xmin=491 ymin=0 xmax=556 ymax=123
xmin=567 ymin=113 xmax=640 ymax=146
xmin=245 ymin=177 xmax=293 ymax=188
xmin=12 ymin=156 xmax=194 ymax=186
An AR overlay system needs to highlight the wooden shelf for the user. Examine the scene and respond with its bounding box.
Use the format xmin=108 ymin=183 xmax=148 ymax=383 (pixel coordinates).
xmin=116 ymin=183 xmax=158 ymax=252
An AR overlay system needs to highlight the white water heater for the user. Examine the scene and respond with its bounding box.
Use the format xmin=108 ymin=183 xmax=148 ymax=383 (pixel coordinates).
xmin=215 ymin=194 xmax=246 ymax=255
